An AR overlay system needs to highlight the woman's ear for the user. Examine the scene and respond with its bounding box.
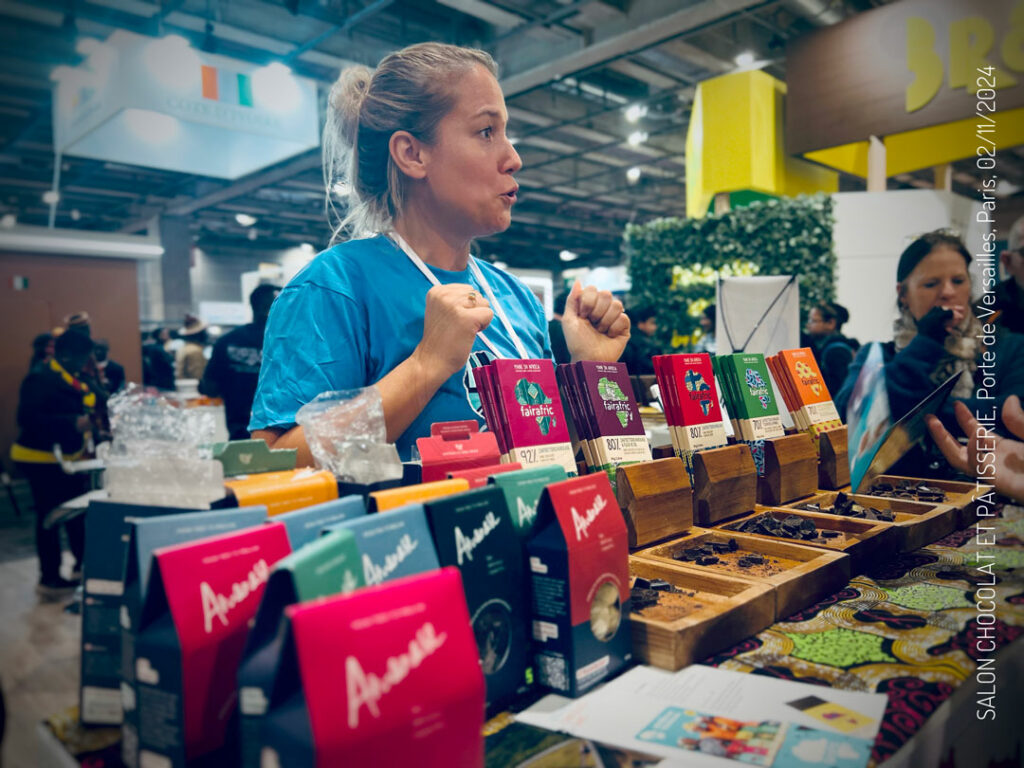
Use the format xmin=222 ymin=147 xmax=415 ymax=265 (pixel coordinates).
xmin=389 ymin=130 xmax=427 ymax=180
xmin=896 ymin=282 xmax=906 ymax=309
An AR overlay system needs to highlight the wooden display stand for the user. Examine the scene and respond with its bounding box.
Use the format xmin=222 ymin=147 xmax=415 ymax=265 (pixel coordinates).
xmin=616 ymin=458 xmax=693 ymax=549
xmin=817 ymin=426 xmax=849 ymax=490
xmin=756 ymin=433 xmax=819 ymax=507
xmin=628 ymin=557 xmax=774 ymax=671
xmin=692 ymin=444 xmax=758 ymax=526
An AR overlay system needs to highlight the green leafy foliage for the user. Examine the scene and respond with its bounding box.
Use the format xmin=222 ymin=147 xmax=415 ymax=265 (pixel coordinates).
xmin=625 ymin=194 xmax=835 ymax=349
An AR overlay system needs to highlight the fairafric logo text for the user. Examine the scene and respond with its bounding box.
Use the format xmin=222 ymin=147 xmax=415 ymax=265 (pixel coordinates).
xmin=571 ymin=494 xmax=607 ymax=541
xmin=454 ymin=511 xmax=501 ymax=566
xmin=345 ymin=622 xmax=448 ymax=728
xmin=363 ymin=534 xmax=418 ymax=585
xmin=200 ymin=559 xmax=270 ymax=634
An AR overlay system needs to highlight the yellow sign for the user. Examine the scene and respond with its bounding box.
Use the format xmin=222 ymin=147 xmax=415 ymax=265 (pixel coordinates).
xmin=907 ymin=3 xmax=1023 ymax=111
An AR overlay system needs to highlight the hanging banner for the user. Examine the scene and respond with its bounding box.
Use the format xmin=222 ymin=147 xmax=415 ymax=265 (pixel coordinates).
xmin=52 ymin=30 xmax=320 ymax=179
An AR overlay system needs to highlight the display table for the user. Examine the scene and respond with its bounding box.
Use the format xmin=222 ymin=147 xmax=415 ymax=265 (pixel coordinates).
xmin=38 ymin=505 xmax=1024 ymax=768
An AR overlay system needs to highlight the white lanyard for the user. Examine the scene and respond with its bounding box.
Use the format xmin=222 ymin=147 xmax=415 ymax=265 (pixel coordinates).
xmin=389 ymin=231 xmax=529 ymax=360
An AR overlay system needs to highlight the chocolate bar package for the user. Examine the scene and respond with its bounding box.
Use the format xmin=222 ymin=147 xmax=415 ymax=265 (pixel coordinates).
xmin=423 ymin=486 xmax=531 ymax=714
xmin=490 ymin=359 xmax=577 ymax=475
xmin=274 ymin=495 xmax=365 ymax=550
xmin=447 ymin=462 xmax=522 ymax=488
xmin=416 ymin=420 xmax=502 ymax=482
xmin=224 ymin=468 xmax=338 ymax=516
xmin=774 ymin=348 xmax=843 ymax=439
xmin=574 ymin=361 xmax=651 ymax=484
xmin=237 ymin=529 xmax=365 ymax=768
xmin=131 ymin=523 xmax=291 ymax=766
xmin=81 ymin=500 xmax=201 ymax=726
xmin=323 ymin=503 xmax=441 ymax=586
xmin=259 ymin=567 xmax=485 ymax=768
xmin=367 ymin=478 xmax=470 ymax=512
xmin=119 ymin=506 xmax=268 ymax=766
xmin=527 ymin=473 xmax=631 ymax=697
xmin=489 ymin=465 xmax=568 ymax=542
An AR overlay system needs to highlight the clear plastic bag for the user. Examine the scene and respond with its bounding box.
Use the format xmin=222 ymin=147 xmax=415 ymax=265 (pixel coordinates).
xmin=296 ymin=387 xmax=403 ymax=484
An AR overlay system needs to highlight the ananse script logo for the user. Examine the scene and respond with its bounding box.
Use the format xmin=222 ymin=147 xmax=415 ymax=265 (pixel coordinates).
xmin=684 ymin=369 xmax=713 ymax=416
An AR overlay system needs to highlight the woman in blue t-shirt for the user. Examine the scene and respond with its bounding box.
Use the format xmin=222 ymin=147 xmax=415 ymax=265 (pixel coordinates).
xmin=250 ymin=43 xmax=631 ymax=462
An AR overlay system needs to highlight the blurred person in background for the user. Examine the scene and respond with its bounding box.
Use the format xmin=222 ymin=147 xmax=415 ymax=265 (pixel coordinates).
xmin=142 ymin=328 xmax=176 ymax=390
xmin=693 ymin=305 xmax=716 ymax=354
xmin=10 ymin=331 xmax=96 ymax=596
xmin=200 ymin=284 xmax=281 ymax=440
xmin=994 ymin=215 xmax=1024 ymax=335
xmin=805 ymin=301 xmax=859 ymax=396
xmin=93 ymin=339 xmax=126 ymax=393
xmin=175 ymin=315 xmax=209 ymax=381
xmin=29 ymin=332 xmax=54 ymax=372
xmin=620 ymin=306 xmax=660 ymax=374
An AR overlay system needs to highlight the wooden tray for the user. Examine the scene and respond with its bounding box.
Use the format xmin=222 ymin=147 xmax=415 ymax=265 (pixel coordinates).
xmin=716 ymin=506 xmax=896 ymax=573
xmin=787 ymin=491 xmax=958 ymax=552
xmin=628 ymin=558 xmax=775 ymax=671
xmin=633 ymin=528 xmax=850 ymax=621
xmin=861 ymin=475 xmax=994 ymax=529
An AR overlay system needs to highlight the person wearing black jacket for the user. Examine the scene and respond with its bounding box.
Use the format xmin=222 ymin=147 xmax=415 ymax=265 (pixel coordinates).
xmin=10 ymin=331 xmax=96 ymax=596
xmin=200 ymin=284 xmax=280 ymax=439
xmin=805 ymin=302 xmax=859 ymax=397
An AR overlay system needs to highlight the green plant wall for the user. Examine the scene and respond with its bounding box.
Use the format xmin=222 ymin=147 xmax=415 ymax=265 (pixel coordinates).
xmin=625 ymin=194 xmax=836 ymax=350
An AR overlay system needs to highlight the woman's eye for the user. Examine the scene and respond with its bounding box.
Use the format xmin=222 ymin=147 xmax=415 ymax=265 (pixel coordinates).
xmin=480 ymin=126 xmax=493 ymax=139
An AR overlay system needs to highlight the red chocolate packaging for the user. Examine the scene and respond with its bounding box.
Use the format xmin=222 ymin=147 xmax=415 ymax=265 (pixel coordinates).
xmin=259 ymin=567 xmax=486 ymax=768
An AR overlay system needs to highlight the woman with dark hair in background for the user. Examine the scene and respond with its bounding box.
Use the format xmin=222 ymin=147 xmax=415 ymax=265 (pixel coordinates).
xmin=835 ymin=230 xmax=1024 ymax=476
xmin=805 ymin=301 xmax=859 ymax=396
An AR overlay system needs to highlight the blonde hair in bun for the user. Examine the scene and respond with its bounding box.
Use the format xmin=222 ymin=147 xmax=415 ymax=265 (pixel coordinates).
xmin=324 ymin=42 xmax=497 ymax=242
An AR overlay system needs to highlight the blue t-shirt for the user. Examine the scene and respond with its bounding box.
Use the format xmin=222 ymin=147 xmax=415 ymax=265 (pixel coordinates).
xmin=249 ymin=234 xmax=551 ymax=460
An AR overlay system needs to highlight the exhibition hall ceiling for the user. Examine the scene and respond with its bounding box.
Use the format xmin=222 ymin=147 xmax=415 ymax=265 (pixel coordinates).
xmin=0 ymin=0 xmax=1010 ymax=268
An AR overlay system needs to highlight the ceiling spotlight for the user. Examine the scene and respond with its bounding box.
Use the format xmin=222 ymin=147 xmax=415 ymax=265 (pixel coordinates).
xmin=42 ymin=190 xmax=60 ymax=205
xmin=734 ymin=51 xmax=756 ymax=68
xmin=0 ymin=213 xmax=16 ymax=228
xmin=625 ymin=104 xmax=647 ymax=123
xmin=70 ymin=208 xmax=81 ymax=221
xmin=235 ymin=213 xmax=258 ymax=227
xmin=332 ymin=181 xmax=351 ymax=197
xmin=300 ymin=242 xmax=315 ymax=254
xmin=247 ymin=228 xmax=258 ymax=241
xmin=559 ymin=249 xmax=579 ymax=262
xmin=627 ymin=130 xmax=648 ymax=147
xmin=626 ymin=166 xmax=641 ymax=183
